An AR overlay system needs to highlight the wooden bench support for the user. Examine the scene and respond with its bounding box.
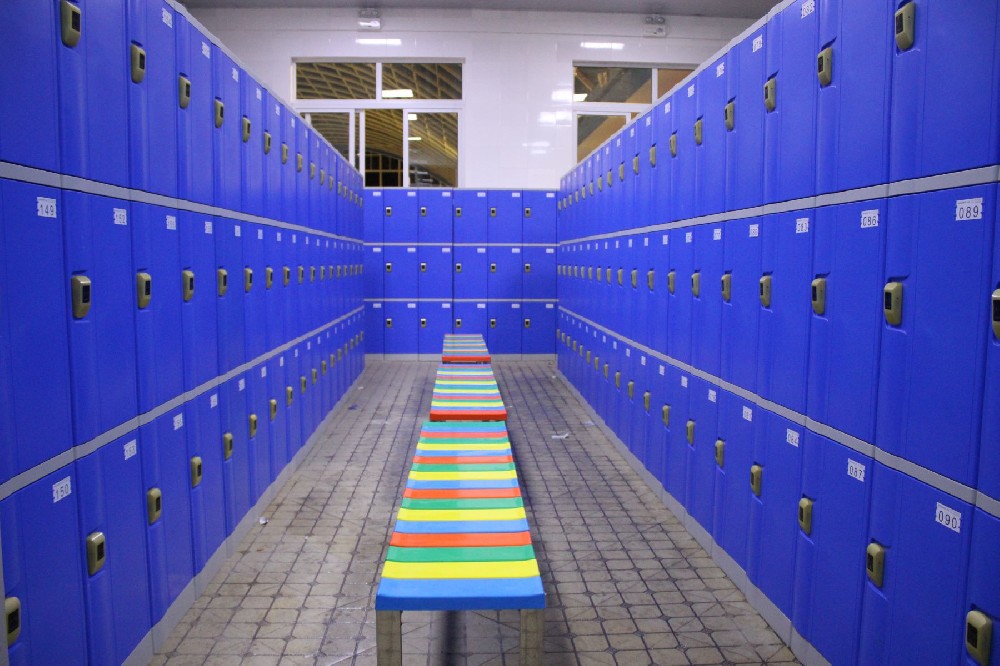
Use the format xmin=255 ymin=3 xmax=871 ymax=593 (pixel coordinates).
xmin=520 ymin=608 xmax=545 ymax=666
xmin=376 ymin=610 xmax=402 ymax=666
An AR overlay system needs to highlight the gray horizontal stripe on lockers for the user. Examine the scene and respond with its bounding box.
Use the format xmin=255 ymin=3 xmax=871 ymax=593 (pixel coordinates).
xmin=365 ymin=243 xmax=558 ymax=248
xmin=557 ymin=165 xmax=1000 ymax=246
xmin=0 ymin=160 xmax=365 ymax=246
xmin=365 ymin=298 xmax=558 ymax=303
xmin=557 ymin=306 xmax=993 ymax=515
xmin=0 ymin=306 xmax=365 ymax=503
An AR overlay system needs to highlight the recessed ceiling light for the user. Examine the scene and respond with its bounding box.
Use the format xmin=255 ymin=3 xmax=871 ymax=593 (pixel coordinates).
xmin=408 ymin=113 xmax=419 ymax=121
xmin=408 ymin=136 xmax=422 ymax=141
xmin=356 ymin=38 xmax=401 ymax=46
xmin=580 ymin=41 xmax=624 ymax=50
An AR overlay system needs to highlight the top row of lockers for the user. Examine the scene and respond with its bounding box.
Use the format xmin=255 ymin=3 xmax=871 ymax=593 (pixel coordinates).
xmin=0 ymin=0 xmax=363 ymax=238
xmin=364 ymin=189 xmax=558 ymax=245
xmin=560 ymin=0 xmax=1000 ymax=238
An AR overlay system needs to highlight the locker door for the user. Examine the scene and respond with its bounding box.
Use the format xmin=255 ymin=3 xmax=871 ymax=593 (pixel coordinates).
xmin=385 ymin=301 xmax=419 ymax=355
xmin=638 ymin=114 xmax=655 ymax=229
xmin=488 ymin=246 xmax=523 ymax=300
xmin=76 ymin=434 xmax=151 ymax=665
xmin=981 ymin=200 xmax=1000 ymax=500
xmin=214 ymin=217 xmax=247 ymax=373
xmin=454 ymin=246 xmax=488 ymax=300
xmin=384 ymin=190 xmax=419 ymax=242
xmin=630 ymin=236 xmax=649 ymax=347
xmin=668 ymin=227 xmax=694 ymax=364
xmin=720 ymin=216 xmax=761 ymax=392
xmin=365 ymin=190 xmax=384 ymax=242
xmin=385 ymin=245 xmax=418 ymax=299
xmin=268 ymin=352 xmax=289 ymax=479
xmin=522 ymin=191 xmax=557 ymax=244
xmin=713 ymin=391 xmax=755 ymax=570
xmin=487 ymin=190 xmax=523 ymax=244
xmin=695 ymin=55 xmax=728 ymax=218
xmin=671 ymin=86 xmax=696 ymax=221
xmin=241 ymin=73 xmax=265 ymax=217
xmin=309 ymin=131 xmax=323 ymax=230
xmin=418 ymin=190 xmax=452 ymax=243
xmin=650 ymin=231 xmax=671 ymax=353
xmin=365 ymin=301 xmax=385 ymax=357
xmin=965 ymin=510 xmax=1000 ymax=666
xmin=858 ymin=464 xmax=973 ymax=665
xmin=616 ymin=238 xmax=635 ymax=342
xmin=624 ymin=123 xmax=641 ymax=230
xmin=282 ymin=232 xmax=301 ymax=340
xmin=185 ymin=388 xmax=225 ymax=573
xmin=691 ymin=224 xmax=724 ymax=377
xmin=453 ymin=301 xmax=488 ymax=338
xmin=1 ymin=468 xmax=87 ymax=664
xmin=615 ymin=344 xmax=635 ymax=448
xmin=651 ymin=100 xmax=671 ymax=224
xmin=419 ymin=245 xmax=453 ymax=300
xmin=627 ymin=351 xmax=650 ymax=467
xmin=522 ymin=302 xmax=556 ymax=355
xmin=365 ymin=244 xmax=385 ymax=303
xmin=877 ymin=186 xmax=995 ymax=488
xmin=792 ymin=433 xmax=872 ymax=666
xmin=725 ymin=22 xmax=766 ymax=212
xmin=212 ymin=47 xmax=242 ymax=212
xmin=179 ymin=212 xmax=220 ymax=390
xmin=418 ymin=302 xmax=452 ymax=355
xmin=522 ymin=246 xmax=556 ymax=301
xmin=610 ymin=135 xmax=625 ymax=233
xmin=487 ymin=302 xmax=522 ymax=355
xmin=247 ymin=362 xmax=271 ymax=502
xmin=243 ymin=223 xmax=267 ymax=361
xmin=663 ymin=368 xmax=691 ymax=504
xmin=284 ymin=346 xmax=304 ymax=453
xmin=453 ymin=190 xmax=488 ymax=244
xmin=295 ymin=123 xmax=311 ymax=229
xmin=219 ymin=375 xmax=251 ymax=533
xmin=686 ymin=377 xmax=720 ymax=532
xmin=264 ymin=227 xmax=286 ymax=350
xmin=176 ymin=14 xmax=214 ymax=206
xmin=263 ymin=94 xmax=283 ymax=221
xmin=648 ymin=362 xmax=673 ymax=483
xmin=282 ymin=109 xmax=299 ymax=225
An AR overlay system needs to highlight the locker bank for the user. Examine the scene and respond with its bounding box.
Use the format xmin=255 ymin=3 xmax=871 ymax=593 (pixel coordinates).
xmin=0 ymin=0 xmax=997 ymax=664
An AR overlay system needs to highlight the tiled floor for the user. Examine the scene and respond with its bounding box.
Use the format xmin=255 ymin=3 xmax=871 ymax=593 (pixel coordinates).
xmin=152 ymin=360 xmax=799 ymax=666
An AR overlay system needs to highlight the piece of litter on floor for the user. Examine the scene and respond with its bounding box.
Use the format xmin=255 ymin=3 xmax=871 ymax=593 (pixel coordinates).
xmin=258 ymin=517 xmax=268 ymax=526
xmin=583 ymin=420 xmax=596 ymax=427
xmin=348 ymin=404 xmax=359 ymax=410
xmin=551 ymin=432 xmax=570 ymax=440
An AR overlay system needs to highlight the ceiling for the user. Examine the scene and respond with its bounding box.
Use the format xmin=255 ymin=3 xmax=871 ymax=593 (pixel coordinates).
xmin=182 ymin=0 xmax=774 ymax=20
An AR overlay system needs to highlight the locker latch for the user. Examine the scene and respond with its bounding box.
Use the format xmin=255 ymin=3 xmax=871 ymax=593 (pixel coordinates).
xmin=895 ymin=2 xmax=915 ymax=51
xmin=420 ymin=318 xmax=427 ymax=328
xmin=286 ymin=386 xmax=294 ymax=406
xmin=991 ymin=289 xmax=999 ymax=339
xmin=385 ymin=318 xmax=392 ymax=328
xmin=320 ymin=169 xmax=326 ymax=184
xmin=61 ymin=0 xmax=81 ymax=47
xmin=300 ymin=375 xmax=307 ymax=393
xmin=265 ymin=267 xmax=274 ymax=289
xmin=72 ymin=275 xmax=92 ymax=318
xmin=586 ymin=350 xmax=591 ymax=363
xmin=593 ymin=356 xmax=600 ymax=371
xmin=759 ymin=275 xmax=772 ymax=308
xmin=309 ymin=266 xmax=316 ymax=282
xmin=817 ymin=47 xmax=833 ymax=87
xmin=385 ymin=262 xmax=392 ymax=273
xmin=670 ymin=132 xmax=678 ymax=157
xmin=725 ymin=100 xmax=735 ymax=131
xmin=136 ymin=272 xmax=152 ymax=309
xmin=490 ymin=207 xmax=497 ymax=218
xmin=668 ymin=270 xmax=676 ymax=294
xmin=455 ymin=207 xmax=462 ymax=217
xmin=420 ymin=262 xmax=427 ymax=273
xmin=694 ymin=118 xmax=703 ymax=146
xmin=283 ymin=266 xmax=291 ymax=286
xmin=420 ymin=206 xmax=427 ymax=217
xmin=490 ymin=318 xmax=497 ymax=328
xmin=606 ymin=267 xmax=612 ymax=283
xmin=455 ymin=318 xmax=462 ymax=328
xmin=606 ymin=170 xmax=613 ymax=187
xmin=455 ymin=262 xmax=462 ymax=273
xmin=649 ymin=145 xmax=657 ymax=167
xmin=811 ymin=278 xmax=827 ymax=315
xmin=130 ymin=45 xmax=146 ymax=84
xmin=524 ymin=318 xmax=531 ymax=329
xmin=798 ymin=497 xmax=814 ymax=535
xmin=603 ymin=363 xmax=609 ymax=380
xmin=691 ymin=271 xmax=701 ymax=297
xmin=183 ymin=270 xmax=195 ymax=301
xmin=214 ymin=99 xmax=225 ymax=128
xmin=311 ymin=368 xmax=317 ymax=384
xmin=178 ymin=75 xmax=192 ymax=109
xmin=627 ymin=381 xmax=635 ymax=400
xmin=643 ymin=391 xmax=651 ymax=413
xmin=263 ymin=131 xmax=272 ymax=154
xmin=223 ymin=432 xmax=234 ymax=460
xmin=146 ymin=488 xmax=163 ymax=525
xmin=614 ymin=371 xmax=621 ymax=389
xmin=617 ymin=268 xmax=623 ymax=286
xmin=883 ymin=282 xmax=903 ymax=326
xmin=86 ymin=531 xmax=107 ymax=576
xmin=750 ymin=464 xmax=763 ymax=497
xmin=686 ymin=420 xmax=695 ymax=445
xmin=524 ymin=207 xmax=532 ymax=218
xmin=721 ymin=272 xmax=732 ymax=302
xmin=525 ymin=263 xmax=531 ymax=274
xmin=661 ymin=404 xmax=671 ymax=426
xmin=633 ymin=155 xmax=640 ymax=175
xmin=648 ymin=269 xmax=655 ymax=291
xmin=296 ymin=154 xmax=303 ymax=173
xmin=310 ymin=162 xmax=316 ymax=179
xmin=619 ymin=163 xmax=625 ymax=181
xmin=966 ymin=610 xmax=993 ymax=666
xmin=764 ymin=77 xmax=776 ymax=113
xmin=866 ymin=542 xmax=886 ymax=587
xmin=579 ymin=344 xmax=584 ymax=358
xmin=491 ymin=263 xmax=497 ymax=273
xmin=281 ymin=143 xmax=289 ymax=164
xmin=715 ymin=439 xmax=725 ymax=468
xmin=243 ymin=267 xmax=253 ymax=292
xmin=298 ymin=266 xmax=304 ymax=284
xmin=249 ymin=413 xmax=258 ymax=438
xmin=190 ymin=456 xmax=203 ymax=488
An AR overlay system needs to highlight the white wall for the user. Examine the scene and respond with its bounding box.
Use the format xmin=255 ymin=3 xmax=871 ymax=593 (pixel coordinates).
xmin=188 ymin=6 xmax=753 ymax=189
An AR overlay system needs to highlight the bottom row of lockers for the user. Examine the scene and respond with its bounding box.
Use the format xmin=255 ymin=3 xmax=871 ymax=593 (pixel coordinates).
xmin=558 ymin=316 xmax=998 ymax=666
xmin=365 ymin=301 xmax=557 ymax=355
xmin=2 ymin=321 xmax=364 ymax=665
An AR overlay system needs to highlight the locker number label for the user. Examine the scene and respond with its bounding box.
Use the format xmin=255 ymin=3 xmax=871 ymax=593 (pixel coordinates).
xmin=204 ymin=220 xmax=213 ymax=234
xmin=749 ymin=223 xmax=760 ymax=238
xmin=713 ymin=228 xmax=722 ymax=241
xmin=752 ymin=35 xmax=763 ymax=52
xmin=662 ymin=234 xmax=669 ymax=245
xmin=124 ymin=440 xmax=137 ymax=461
xmin=955 ymin=198 xmax=983 ymax=221
xmin=860 ymin=210 xmax=879 ymax=228
xmin=166 ymin=215 xmax=177 ymax=231
xmin=234 ymin=225 xmax=242 ymax=237
xmin=261 ymin=366 xmax=267 ymax=378
xmin=681 ymin=376 xmax=688 ymax=388
xmin=161 ymin=8 xmax=173 ymax=27
xmin=239 ymin=378 xmax=246 ymax=391
xmin=708 ymin=389 xmax=717 ymax=402
xmin=786 ymin=429 xmax=800 ymax=447
xmin=113 ymin=208 xmax=128 ymax=226
xmin=935 ymin=502 xmax=962 ymax=533
xmin=795 ymin=218 xmax=810 ymax=234
xmin=800 ymin=0 xmax=815 ymax=18
xmin=685 ymin=232 xmax=693 ymax=243
xmin=659 ymin=365 xmax=665 ymax=376
xmin=742 ymin=406 xmax=753 ymax=422
xmin=640 ymin=356 xmax=646 ymax=366
xmin=716 ymin=63 xmax=725 ymax=78
xmin=625 ymin=348 xmax=631 ymax=357
xmin=847 ymin=459 xmax=866 ymax=482
xmin=202 ymin=42 xmax=211 ymax=58
xmin=173 ymin=413 xmax=184 ymax=430
xmin=36 ymin=197 xmax=57 ymax=218
xmin=373 ymin=303 xmax=382 ymax=309
xmin=52 ymin=477 xmax=72 ymax=504
xmin=687 ymin=84 xmax=695 ymax=98
xmin=210 ymin=393 xmax=219 ymax=408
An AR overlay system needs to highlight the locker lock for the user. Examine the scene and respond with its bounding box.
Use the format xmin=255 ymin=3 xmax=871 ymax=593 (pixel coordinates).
xmin=631 ymin=269 xmax=638 ymax=289
xmin=265 ymin=267 xmax=274 ymax=289
xmin=286 ymin=386 xmax=294 ymax=406
xmin=579 ymin=344 xmax=584 ymax=358
xmin=298 ymin=265 xmax=304 ymax=284
xmin=866 ymin=542 xmax=886 ymax=588
xmin=686 ymin=419 xmax=695 ymax=445
xmin=524 ymin=318 xmax=531 ymax=329
xmin=320 ymin=169 xmax=326 ymax=184
xmin=146 ymin=487 xmax=163 ymax=525
xmin=649 ymin=144 xmax=657 ymax=167
xmin=86 ymin=531 xmax=107 ymax=576
xmin=214 ymin=99 xmax=225 ymax=128
xmin=61 ymin=0 xmax=82 ymax=48
xmin=603 ymin=363 xmax=609 ymax=379
xmin=966 ymin=610 xmax=993 ymax=666
xmin=420 ymin=262 xmax=427 ymax=273
xmin=798 ymin=497 xmax=814 ymax=536
xmin=883 ymin=282 xmax=903 ymax=326
xmin=607 ymin=170 xmax=613 ymax=187
xmin=249 ymin=413 xmax=258 ymax=438
xmin=670 ymin=132 xmax=678 ymax=157
xmin=321 ymin=359 xmax=327 ymax=374
xmin=183 ymin=270 xmax=195 ymax=301
xmin=990 ymin=289 xmax=999 ymax=339
xmin=691 ymin=271 xmax=701 ymax=297
xmin=714 ymin=439 xmax=725 ymax=468
xmin=598 ymin=175 xmax=604 ymax=191
xmin=587 ymin=266 xmax=593 ymax=281
xmin=420 ymin=318 xmax=427 ymax=328
xmin=895 ymin=2 xmax=915 ymax=51
xmin=617 ymin=268 xmax=623 ymax=286
xmin=242 ymin=116 xmax=251 ymax=143
xmin=490 ymin=263 xmax=497 ymax=273
xmin=694 ymin=118 xmax=703 ymax=146
xmin=725 ymin=100 xmax=735 ymax=131
xmin=263 ymin=131 xmax=272 ymax=154
xmin=5 ymin=597 xmax=21 ymax=645
xmin=586 ymin=350 xmax=591 ymax=363
xmin=764 ymin=77 xmax=777 ymax=113
xmin=606 ymin=267 xmax=612 ymax=284
xmin=525 ymin=263 xmax=531 ymax=274
xmin=281 ymin=143 xmax=289 ymax=164
xmin=297 ymin=154 xmax=303 ymax=173
xmin=668 ymin=270 xmax=676 ymax=294
xmin=386 ymin=262 xmax=392 ymax=273
xmin=811 ymin=278 xmax=827 ymax=315
xmin=300 ymin=375 xmax=307 ymax=393
xmin=643 ymin=391 xmax=651 ymax=413
xmin=190 ymin=456 xmax=203 ymax=488
xmin=244 ymin=267 xmax=253 ymax=292
xmin=420 ymin=206 xmax=427 ymax=217
xmin=614 ymin=371 xmax=621 ymax=389
xmin=223 ymin=432 xmax=234 ymax=460
xmin=310 ymin=162 xmax=316 ymax=179
xmin=721 ymin=272 xmax=732 ymax=302
xmin=490 ymin=207 xmax=497 ymax=218
xmin=633 ymin=155 xmax=640 ymax=175
xmin=283 ymin=266 xmax=291 ymax=286
xmin=174 ymin=75 xmax=192 ymax=113
xmin=320 ymin=266 xmax=326 ymax=280
xmin=661 ymin=404 xmax=671 ymax=426
xmin=619 ymin=163 xmax=625 ymax=181
xmin=136 ymin=272 xmax=152 ymax=309
xmin=648 ymin=269 xmax=655 ymax=291
xmin=71 ymin=275 xmax=92 ymax=318
xmin=593 ymin=356 xmax=600 ymax=371
xmin=311 ymin=368 xmax=317 ymax=384
xmin=627 ymin=380 xmax=635 ymax=400
xmin=759 ymin=275 xmax=772 ymax=308
xmin=817 ymin=47 xmax=833 ymax=87
xmin=750 ymin=464 xmax=763 ymax=497
xmin=455 ymin=262 xmax=462 ymax=273
xmin=455 ymin=318 xmax=462 ymax=328
xmin=309 ymin=266 xmax=316 ymax=283
xmin=524 ymin=207 xmax=532 ymax=218
xmin=490 ymin=318 xmax=497 ymax=329
xmin=129 ymin=42 xmax=147 ymax=84
xmin=455 ymin=207 xmax=462 ymax=217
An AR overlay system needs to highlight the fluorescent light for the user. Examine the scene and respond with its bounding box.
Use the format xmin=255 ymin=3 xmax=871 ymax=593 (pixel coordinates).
xmin=356 ymin=38 xmax=401 ymax=46
xmin=580 ymin=41 xmax=624 ymax=50
xmin=408 ymin=136 xmax=422 ymax=141
xmin=574 ymin=93 xmax=588 ymax=102
xmin=407 ymin=113 xmax=419 ymax=121
xmin=383 ymin=88 xmax=414 ymax=99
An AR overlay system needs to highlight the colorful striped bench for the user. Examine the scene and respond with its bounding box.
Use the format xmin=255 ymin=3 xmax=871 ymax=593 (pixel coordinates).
xmin=429 ymin=364 xmax=508 ymax=421
xmin=442 ymin=333 xmax=491 ymax=364
xmin=375 ymin=421 xmax=545 ymax=664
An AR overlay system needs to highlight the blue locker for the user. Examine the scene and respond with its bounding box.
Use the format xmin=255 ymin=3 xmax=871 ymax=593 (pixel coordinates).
xmin=1 ymin=467 xmax=87 ymax=664
xmin=268 ymin=351 xmax=289 ymax=479
xmin=454 ymin=301 xmax=488 ymax=338
xmin=57 ymin=0 xmax=129 ymax=187
xmin=627 ymin=351 xmax=650 ymax=467
xmin=616 ymin=238 xmax=635 ymax=342
xmin=63 ymin=192 xmax=138 ymax=445
xmin=522 ymin=191 xmax=557 ymax=244
xmin=671 ymin=85 xmax=697 ymax=221
xmin=610 ymin=134 xmax=625 ymax=233
xmin=365 ymin=244 xmax=385 ymax=302
xmin=713 ymin=391 xmax=755 ymax=569
xmin=686 ymin=377 xmax=720 ymax=532
xmin=647 ymin=361 xmax=672 ymax=484
xmin=858 ymin=464 xmax=973 ymax=665
xmin=695 ymin=54 xmax=728 ymax=218
xmin=807 ymin=200 xmax=886 ymax=442
xmin=488 ymin=246 xmax=523 ymax=300
xmin=720 ymin=216 xmax=761 ymax=392
xmin=241 ymin=72 xmax=265 ymax=217
xmin=488 ymin=191 xmax=523 ymax=244
xmin=175 ymin=13 xmax=215 ymax=206
xmin=662 ymin=368 xmax=691 ymax=504
xmin=219 ymin=375 xmax=251 ymax=532
xmin=877 ymin=186 xmax=995 ymax=488
xmin=263 ymin=93 xmax=284 ymax=221
xmin=454 ymin=245 xmax=488 ymax=300
xmin=487 ymin=302 xmax=522 ymax=355
xmin=756 ymin=211 xmax=813 ymax=415
xmin=418 ymin=302 xmax=453 ymax=354
xmin=214 ymin=217 xmax=247 ymax=373
xmin=650 ymin=231 xmax=671 ymax=354
xmin=816 ymin=0 xmax=893 ymax=194
xmin=522 ymin=246 xmax=556 ymax=300
xmin=691 ymin=223 xmax=724 ymax=377
xmin=384 ymin=190 xmax=419 ymax=242
xmin=247 ymin=362 xmax=272 ymax=502
xmin=419 ymin=245 xmax=453 ymax=300
xmin=651 ymin=100 xmax=671 ymax=224
xmin=284 ymin=347 xmax=304 ymax=453
xmin=792 ymin=432 xmax=872 ymax=666
xmin=76 ymin=434 xmax=151 ymax=665
xmin=178 ymin=212 xmax=220 ymax=390
xmin=889 ymin=0 xmax=1000 ymax=182
xmin=281 ymin=109 xmax=299 ymax=225
xmin=763 ymin=0 xmax=819 ymax=204
xmin=604 ymin=337 xmax=623 ymax=438
xmin=747 ymin=409 xmax=804 ymax=619
xmin=965 ymin=510 xmax=1000 ymax=666
xmin=0 ymin=1 xmax=60 ymax=171
xmin=981 ymin=200 xmax=1000 ymax=501
xmin=454 ymin=190 xmax=489 ymax=243
xmin=185 ymin=389 xmax=225 ymax=573
xmin=624 ymin=123 xmax=640 ymax=230
xmin=127 ymin=0 xmax=178 ymax=197
xmin=365 ymin=297 xmax=386 ymax=354
xmin=725 ymin=22 xmax=767 ymax=212
xmin=522 ymin=302 xmax=556 ymax=355
xmin=263 ymin=227 xmax=287 ymax=350
xmin=418 ymin=190 xmax=453 ymax=243
xmin=631 ymin=235 xmax=650 ymax=348
xmin=385 ymin=245 xmax=418 ymax=299
xmin=637 ymin=114 xmax=655 ymax=230
xmin=243 ymin=223 xmax=268 ymax=361
xmin=212 ymin=46 xmax=242 ymax=212
xmin=308 ymin=130 xmax=322 ymax=230
xmin=295 ymin=122 xmax=310 ymax=229
xmin=282 ymin=231 xmax=302 ymax=340
xmin=385 ymin=301 xmax=419 ymax=355
xmin=365 ymin=189 xmax=384 ymax=242
xmin=667 ymin=227 xmax=694 ymax=364
xmin=140 ymin=409 xmax=195 ymax=623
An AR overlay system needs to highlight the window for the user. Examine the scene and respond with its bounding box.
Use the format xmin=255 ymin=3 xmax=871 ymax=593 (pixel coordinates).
xmin=296 ymin=62 xmax=376 ymax=99
xmin=574 ymin=66 xmax=652 ymax=105
xmin=577 ymin=114 xmax=627 ymax=163
xmin=382 ymin=63 xmax=462 ymax=100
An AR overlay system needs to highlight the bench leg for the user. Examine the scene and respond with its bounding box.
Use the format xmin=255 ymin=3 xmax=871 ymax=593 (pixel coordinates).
xmin=520 ymin=608 xmax=544 ymax=666
xmin=376 ymin=610 xmax=402 ymax=666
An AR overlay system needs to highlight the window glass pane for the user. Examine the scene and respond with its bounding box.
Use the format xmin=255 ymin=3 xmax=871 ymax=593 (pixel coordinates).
xmin=296 ymin=62 xmax=376 ymax=99
xmin=574 ymin=66 xmax=651 ymax=104
xmin=309 ymin=112 xmax=350 ymax=159
xmin=408 ymin=112 xmax=458 ymax=187
xmin=364 ymin=109 xmax=403 ymax=187
xmin=577 ymin=114 xmax=627 ymax=162
xmin=382 ymin=63 xmax=462 ymax=100
xmin=657 ymin=67 xmax=694 ymax=99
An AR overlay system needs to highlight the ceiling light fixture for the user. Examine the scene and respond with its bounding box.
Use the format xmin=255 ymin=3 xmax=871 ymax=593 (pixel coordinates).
xmin=408 ymin=136 xmax=422 ymax=141
xmin=356 ymin=38 xmax=401 ymax=46
xmin=407 ymin=113 xmax=419 ymax=121
xmin=383 ymin=88 xmax=413 ymax=98
xmin=580 ymin=41 xmax=624 ymax=50
xmin=574 ymin=93 xmax=588 ymax=102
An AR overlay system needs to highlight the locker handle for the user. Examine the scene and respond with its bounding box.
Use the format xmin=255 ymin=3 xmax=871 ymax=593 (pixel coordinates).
xmin=603 ymin=363 xmax=609 ymax=379
xmin=146 ymin=487 xmax=163 ymax=525
xmin=214 ymin=99 xmax=225 ymax=128
xmin=643 ymin=391 xmax=651 ymax=412
xmin=223 ymin=432 xmax=234 ymax=460
xmin=60 ymin=0 xmax=81 ymax=47
xmin=86 ymin=531 xmax=107 ymax=576
xmin=811 ymin=278 xmax=827 ymax=316
xmin=420 ymin=318 xmax=427 ymax=328
xmin=764 ymin=77 xmax=776 ymax=113
xmin=686 ymin=420 xmax=695 ymax=445
xmin=136 ymin=272 xmax=152 ymax=309
xmin=586 ymin=350 xmax=591 ymax=363
xmin=242 ymin=116 xmax=251 ymax=143
xmin=579 ymin=344 xmax=584 ymax=358
xmin=286 ymin=386 xmax=294 ymax=406
xmin=300 ymin=375 xmax=307 ymax=392
xmin=320 ymin=168 xmax=326 ymax=184
xmin=243 ymin=267 xmax=253 ymax=293
xmin=265 ymin=267 xmax=274 ymax=290
xmin=319 ymin=266 xmax=326 ymax=280
xmin=524 ymin=207 xmax=532 ymax=218
xmin=490 ymin=263 xmax=497 ymax=273
xmin=966 ymin=610 xmax=992 ymax=666
xmin=385 ymin=318 xmax=392 ymax=328
xmin=661 ymin=404 xmax=670 ymax=426
xmin=420 ymin=262 xmax=427 ymax=273
xmin=283 ymin=266 xmax=291 ymax=286
xmin=817 ymin=47 xmax=833 ymax=87
xmin=597 ymin=175 xmax=603 ymax=191
xmin=617 ymin=268 xmax=623 ymax=286
xmin=455 ymin=207 xmax=462 ymax=217
xmin=321 ymin=359 xmax=327 ymax=374
xmin=618 ymin=163 xmax=625 ymax=181
xmin=725 ymin=100 xmax=735 ymax=131
xmin=750 ymin=464 xmax=762 ymax=497
xmin=524 ymin=318 xmax=531 ymax=329
xmin=667 ymin=270 xmax=676 ymax=294
xmin=991 ymin=289 xmax=999 ymax=339
xmin=649 ymin=145 xmax=657 ymax=167
xmin=694 ymin=118 xmax=703 ymax=146
xmin=190 ymin=456 xmax=203 ymax=488
xmin=72 ymin=275 xmax=92 ymax=318
xmin=759 ymin=275 xmax=772 ymax=308
xmin=249 ymin=413 xmax=258 ymax=438
xmin=455 ymin=262 xmax=462 ymax=273
xmin=310 ymin=162 xmax=316 ymax=179
xmin=798 ymin=497 xmax=814 ymax=535
xmin=490 ymin=207 xmax=497 ymax=217
xmin=311 ymin=368 xmax=317 ymax=384
xmin=884 ymin=282 xmax=903 ymax=326
xmin=587 ymin=266 xmax=593 ymax=281
xmin=606 ymin=267 xmax=612 ymax=284
xmin=281 ymin=143 xmax=289 ymax=164
xmin=606 ymin=170 xmax=613 ymax=187
xmin=593 ymin=355 xmax=599 ymax=371
xmin=420 ymin=206 xmax=427 ymax=217
xmin=627 ymin=380 xmax=635 ymax=400
xmin=895 ymin=3 xmax=915 ymax=51
xmin=647 ymin=269 xmax=655 ymax=291
xmin=525 ymin=263 xmax=531 ymax=274
xmin=490 ymin=318 xmax=497 ymax=328
xmin=297 ymin=154 xmax=303 ymax=173
xmin=5 ymin=597 xmax=20 ymax=645
xmin=721 ymin=273 xmax=732 ymax=302
xmin=631 ymin=269 xmax=638 ymax=289
xmin=455 ymin=318 xmax=462 ymax=328
xmin=263 ymin=131 xmax=272 ymax=154
xmin=714 ymin=439 xmax=725 ymax=468
xmin=178 ymin=75 xmax=192 ymax=109
xmin=298 ymin=265 xmax=304 ymax=284
xmin=691 ymin=271 xmax=701 ymax=298
xmin=386 ymin=262 xmax=392 ymax=273
xmin=130 ymin=43 xmax=147 ymax=84
xmin=633 ymin=155 xmax=640 ymax=175
xmin=669 ymin=132 xmax=678 ymax=157
xmin=866 ymin=542 xmax=885 ymax=588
